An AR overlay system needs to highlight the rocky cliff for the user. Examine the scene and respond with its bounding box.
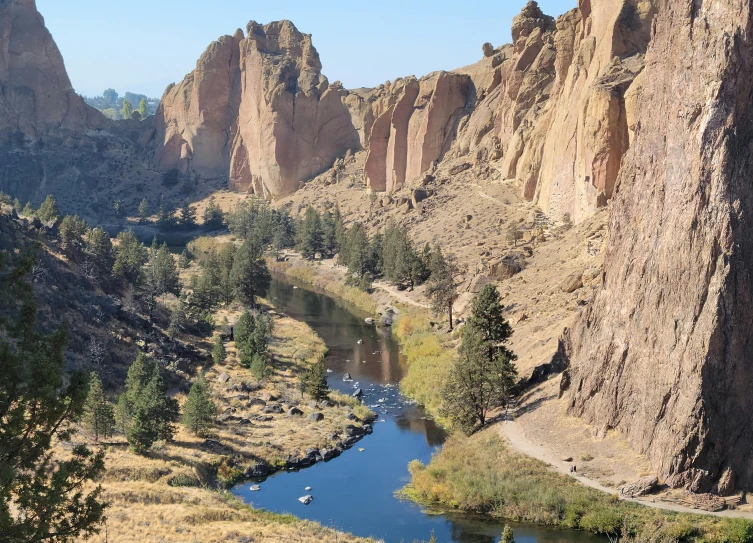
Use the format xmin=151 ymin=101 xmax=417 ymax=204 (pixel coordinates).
xmin=454 ymin=0 xmax=654 ymax=223
xmin=561 ymin=0 xmax=753 ymax=494
xmin=0 ymin=0 xmax=102 ymax=138
xmin=156 ymin=20 xmax=361 ymax=198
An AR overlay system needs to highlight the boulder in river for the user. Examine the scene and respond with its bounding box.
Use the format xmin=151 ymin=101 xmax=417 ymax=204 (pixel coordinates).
xmin=343 ymin=373 xmax=352 ymax=381
xmin=298 ymin=495 xmax=313 ymax=505
xmin=352 ymin=388 xmax=363 ymax=398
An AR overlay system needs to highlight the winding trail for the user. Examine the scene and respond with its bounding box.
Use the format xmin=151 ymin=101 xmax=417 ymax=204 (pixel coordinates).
xmin=499 ymin=419 xmax=753 ymax=519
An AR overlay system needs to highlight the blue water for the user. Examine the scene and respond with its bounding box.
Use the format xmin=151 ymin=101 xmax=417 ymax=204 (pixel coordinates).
xmin=232 ymin=275 xmax=602 ymax=543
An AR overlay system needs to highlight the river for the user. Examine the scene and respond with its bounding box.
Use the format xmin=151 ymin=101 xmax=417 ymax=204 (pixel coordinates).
xmin=232 ymin=275 xmax=603 ymax=543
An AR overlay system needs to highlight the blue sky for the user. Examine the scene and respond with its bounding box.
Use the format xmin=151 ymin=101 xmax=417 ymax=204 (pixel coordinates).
xmin=37 ymin=0 xmax=575 ymax=99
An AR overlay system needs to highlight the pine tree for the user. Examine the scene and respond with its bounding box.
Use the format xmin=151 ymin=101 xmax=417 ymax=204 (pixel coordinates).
xmin=113 ymin=230 xmax=147 ymax=284
xmin=296 ymin=205 xmax=324 ymax=259
xmin=179 ymin=200 xmax=197 ymax=228
xmin=82 ymin=373 xmax=115 ymax=442
xmin=86 ymin=227 xmax=114 ymax=272
xmin=426 ymin=246 xmax=461 ymax=330
xmin=182 ymin=374 xmax=216 ymax=437
xmin=217 ymin=243 xmax=236 ymax=305
xmin=116 ymin=353 xmax=153 ymax=432
xmin=37 ymin=194 xmax=60 ymax=222
xmin=59 ymin=215 xmax=89 ymax=255
xmin=0 ymin=252 xmax=106 ymax=540
xmin=178 ymin=248 xmax=191 ymax=269
xmin=506 ymin=221 xmax=522 ymax=246
xmin=299 ymin=357 xmax=329 ymax=400
xmin=21 ymin=201 xmax=34 ymax=216
xmin=231 ymin=238 xmax=271 ymax=308
xmin=212 ymin=335 xmax=226 ymax=365
xmin=12 ymin=197 xmax=21 ymax=211
xmin=138 ymin=198 xmax=150 ymax=224
xmin=168 ymin=304 xmax=185 ymax=338
xmin=126 ymin=363 xmax=179 ymax=454
xmin=157 ymin=203 xmax=176 ymax=229
xmin=203 ymin=196 xmax=225 ymax=229
xmin=440 ymin=285 xmax=518 ymax=433
xmin=321 ymin=209 xmax=337 ymax=257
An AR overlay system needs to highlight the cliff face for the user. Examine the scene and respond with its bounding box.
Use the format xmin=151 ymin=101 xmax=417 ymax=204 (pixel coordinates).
xmin=360 ymin=71 xmax=471 ymax=192
xmin=0 ymin=0 xmax=102 ymax=138
xmin=455 ymin=0 xmax=654 ymax=223
xmin=156 ymin=20 xmax=361 ymax=198
xmin=561 ymin=0 xmax=753 ymax=494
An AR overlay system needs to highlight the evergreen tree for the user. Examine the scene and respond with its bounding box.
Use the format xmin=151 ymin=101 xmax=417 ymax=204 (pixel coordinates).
xmin=368 ymin=230 xmax=384 ymax=275
xmin=231 ymin=238 xmax=271 ymax=308
xmin=157 ymin=203 xmax=177 ymax=230
xmin=113 ymin=230 xmax=147 ymax=284
xmin=116 ymin=353 xmax=153 ymax=432
xmin=121 ymin=98 xmax=133 ymax=120
xmin=299 ymin=357 xmax=329 ymax=400
xmin=296 ymin=205 xmax=324 ymax=259
xmin=343 ymin=222 xmax=370 ymax=278
xmin=321 ymin=209 xmax=337 ymax=257
xmin=178 ymin=248 xmax=191 ymax=269
xmin=188 ymin=271 xmax=220 ymax=316
xmin=86 ymin=227 xmax=114 ymax=272
xmin=382 ymin=221 xmax=421 ymax=288
xmin=182 ymin=374 xmax=216 ymax=436
xmin=234 ymin=311 xmax=256 ymax=345
xmin=59 ymin=215 xmax=89 ymax=255
xmin=138 ymin=198 xmax=150 ymax=224
xmin=168 ymin=304 xmax=185 ymax=338
xmin=179 ymin=200 xmax=197 ymax=228
xmin=37 ymin=194 xmax=60 ymax=222
xmin=440 ymin=285 xmax=517 ymax=433
xmin=138 ymin=97 xmax=148 ymax=118
xmin=21 ymin=201 xmax=34 ymax=216
xmin=333 ymin=204 xmax=346 ymax=251
xmin=82 ymin=373 xmax=115 ymax=442
xmin=212 ymin=335 xmax=226 ymax=365
xmin=0 ymin=252 xmax=106 ymax=541
xmin=506 ymin=221 xmax=522 ymax=247
xmin=217 ymin=243 xmax=236 ymax=305
xmin=126 ymin=362 xmax=179 ymax=454
xmin=203 ymin=196 xmax=225 ymax=229
xmin=113 ymin=199 xmax=124 ymax=217
xmin=426 ymin=246 xmax=461 ymax=330
xmin=12 ymin=197 xmax=21 ymax=211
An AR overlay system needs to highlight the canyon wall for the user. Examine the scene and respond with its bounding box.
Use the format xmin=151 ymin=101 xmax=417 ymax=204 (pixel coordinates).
xmin=0 ymin=0 xmax=102 ymax=138
xmin=561 ymin=0 xmax=753 ymax=494
xmin=455 ymin=0 xmax=654 ymax=223
xmin=155 ymin=20 xmax=361 ymax=198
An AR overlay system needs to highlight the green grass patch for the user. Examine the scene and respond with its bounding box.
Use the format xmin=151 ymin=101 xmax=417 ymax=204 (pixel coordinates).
xmin=403 ymin=429 xmax=753 ymax=542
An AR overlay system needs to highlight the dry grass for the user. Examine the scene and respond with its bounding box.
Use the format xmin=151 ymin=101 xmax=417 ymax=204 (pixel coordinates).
xmin=67 ymin=289 xmax=375 ymax=543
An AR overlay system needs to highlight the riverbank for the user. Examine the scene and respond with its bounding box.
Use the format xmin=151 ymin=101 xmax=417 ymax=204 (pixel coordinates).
xmin=72 ymin=294 xmax=375 ymax=543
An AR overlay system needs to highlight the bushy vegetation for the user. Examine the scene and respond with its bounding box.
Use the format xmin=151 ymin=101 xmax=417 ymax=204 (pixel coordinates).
xmin=405 ymin=430 xmax=753 ymax=542
xmin=299 ymin=356 xmax=329 ymax=400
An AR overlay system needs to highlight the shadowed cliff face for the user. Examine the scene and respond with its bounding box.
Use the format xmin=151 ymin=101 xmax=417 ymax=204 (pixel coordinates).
xmin=0 ymin=0 xmax=103 ymax=138
xmin=562 ymin=0 xmax=753 ymax=494
xmin=155 ymin=20 xmax=361 ymax=199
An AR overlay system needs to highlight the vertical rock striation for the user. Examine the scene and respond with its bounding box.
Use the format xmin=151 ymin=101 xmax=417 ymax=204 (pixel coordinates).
xmin=155 ymin=20 xmax=360 ymax=198
xmin=561 ymin=0 xmax=753 ymax=494
xmin=0 ymin=0 xmax=102 ymax=138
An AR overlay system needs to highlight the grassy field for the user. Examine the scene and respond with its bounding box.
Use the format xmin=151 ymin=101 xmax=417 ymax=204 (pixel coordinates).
xmin=69 ymin=298 xmax=375 ymax=543
xmin=404 ymin=430 xmax=753 ymax=543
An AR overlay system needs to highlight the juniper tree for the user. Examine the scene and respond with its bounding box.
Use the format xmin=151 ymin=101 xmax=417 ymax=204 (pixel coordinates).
xmin=179 ymin=200 xmax=197 ymax=228
xmin=138 ymin=97 xmax=148 ymax=118
xmin=121 ymin=98 xmax=133 ymax=120
xmin=212 ymin=335 xmax=226 ymax=365
xmin=37 ymin=194 xmax=60 ymax=222
xmin=182 ymin=374 xmax=216 ymax=437
xmin=217 ymin=244 xmax=236 ymax=305
xmin=59 ymin=215 xmax=89 ymax=255
xmin=138 ymin=198 xmax=150 ymax=224
xmin=112 ymin=230 xmax=147 ymax=284
xmin=178 ymin=248 xmax=191 ymax=269
xmin=82 ymin=373 xmax=115 ymax=442
xmin=126 ymin=362 xmax=179 ymax=454
xmin=86 ymin=227 xmax=114 ymax=273
xmin=115 ymin=353 xmax=153 ymax=432
xmin=299 ymin=357 xmax=329 ymax=400
xmin=21 ymin=201 xmax=34 ymax=216
xmin=231 ymin=238 xmax=271 ymax=308
xmin=203 ymin=196 xmax=225 ymax=229
xmin=0 ymin=252 xmax=107 ymax=541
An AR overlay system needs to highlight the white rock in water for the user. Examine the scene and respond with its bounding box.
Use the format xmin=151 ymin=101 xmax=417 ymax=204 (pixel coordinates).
xmin=305 ymin=486 xmax=312 ymax=491
xmin=357 ymin=339 xmax=363 ymax=344
xmin=249 ymin=485 xmax=261 ymax=491
xmin=298 ymin=495 xmax=313 ymax=505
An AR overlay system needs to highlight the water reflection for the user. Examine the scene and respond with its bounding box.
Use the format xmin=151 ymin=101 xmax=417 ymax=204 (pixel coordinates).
xmin=235 ymin=275 xmax=601 ymax=543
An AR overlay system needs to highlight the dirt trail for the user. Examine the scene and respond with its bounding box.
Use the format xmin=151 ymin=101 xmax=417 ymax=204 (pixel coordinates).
xmin=371 ymin=280 xmax=429 ymax=309
xmin=499 ymin=419 xmax=753 ymax=519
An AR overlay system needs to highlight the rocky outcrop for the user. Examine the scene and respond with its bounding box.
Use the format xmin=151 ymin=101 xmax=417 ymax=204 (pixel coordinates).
xmin=156 ymin=20 xmax=360 ymax=198
xmin=561 ymin=0 xmax=753 ymax=493
xmin=455 ymin=0 xmax=655 ymax=223
xmin=0 ymin=0 xmax=102 ymax=138
xmin=362 ymin=72 xmax=470 ymax=191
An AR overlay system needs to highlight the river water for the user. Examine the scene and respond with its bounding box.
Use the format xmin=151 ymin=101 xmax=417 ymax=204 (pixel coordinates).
xmin=232 ymin=275 xmax=602 ymax=543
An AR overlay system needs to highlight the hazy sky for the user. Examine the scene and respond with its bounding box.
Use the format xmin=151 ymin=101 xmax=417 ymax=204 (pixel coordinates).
xmin=37 ymin=0 xmax=575 ymax=99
